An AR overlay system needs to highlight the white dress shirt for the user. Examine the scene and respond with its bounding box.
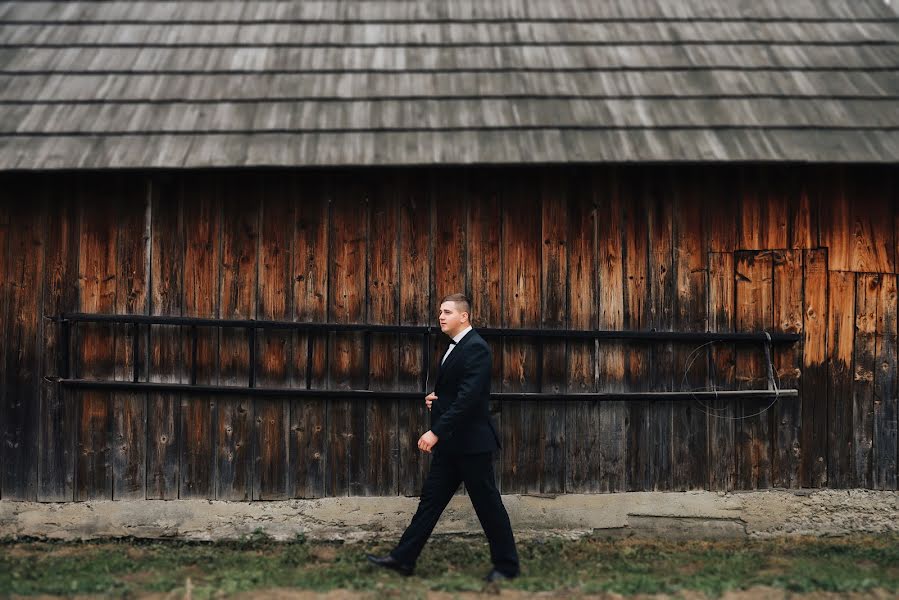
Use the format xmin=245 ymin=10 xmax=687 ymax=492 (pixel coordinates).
xmin=441 ymin=325 xmax=472 ymax=365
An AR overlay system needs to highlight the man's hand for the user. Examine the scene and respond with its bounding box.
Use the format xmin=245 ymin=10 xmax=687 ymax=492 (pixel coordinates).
xmin=417 ymin=430 xmax=439 ymax=453
xmin=425 ymin=392 xmax=437 ymax=411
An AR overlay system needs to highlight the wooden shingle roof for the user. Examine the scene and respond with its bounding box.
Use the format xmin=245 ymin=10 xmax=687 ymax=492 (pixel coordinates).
xmin=1 ymin=0 xmax=897 ymax=169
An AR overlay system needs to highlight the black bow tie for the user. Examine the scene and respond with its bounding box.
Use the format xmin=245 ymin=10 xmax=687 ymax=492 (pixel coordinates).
xmin=449 ymin=342 xmax=456 ymax=346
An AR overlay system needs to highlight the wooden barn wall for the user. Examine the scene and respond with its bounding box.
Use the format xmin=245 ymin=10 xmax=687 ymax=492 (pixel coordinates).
xmin=0 ymin=164 xmax=896 ymax=501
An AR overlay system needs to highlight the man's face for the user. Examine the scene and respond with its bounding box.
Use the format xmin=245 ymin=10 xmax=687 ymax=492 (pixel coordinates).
xmin=438 ymin=301 xmax=468 ymax=337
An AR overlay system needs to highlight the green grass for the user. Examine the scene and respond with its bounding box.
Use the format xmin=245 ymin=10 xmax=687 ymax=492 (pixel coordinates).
xmin=1 ymin=530 xmax=897 ymax=598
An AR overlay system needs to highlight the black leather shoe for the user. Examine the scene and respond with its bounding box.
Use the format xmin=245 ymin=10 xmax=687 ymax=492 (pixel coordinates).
xmin=484 ymin=568 xmax=519 ymax=583
xmin=366 ymin=553 xmax=414 ymax=577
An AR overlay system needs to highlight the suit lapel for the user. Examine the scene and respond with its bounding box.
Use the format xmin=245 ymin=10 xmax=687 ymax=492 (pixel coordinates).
xmin=436 ymin=330 xmax=474 ymax=385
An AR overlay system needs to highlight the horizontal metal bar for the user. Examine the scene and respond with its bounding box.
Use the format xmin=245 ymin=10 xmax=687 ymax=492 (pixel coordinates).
xmin=53 ymin=313 xmax=800 ymax=343
xmin=54 ymin=378 xmax=797 ymax=401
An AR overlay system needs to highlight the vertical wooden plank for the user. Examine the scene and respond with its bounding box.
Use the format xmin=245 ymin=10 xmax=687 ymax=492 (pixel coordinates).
xmin=706 ymin=168 xmax=739 ymax=254
xmin=501 ymin=171 xmax=541 ymax=494
xmin=328 ymin=174 xmax=368 ymax=496
xmin=365 ymin=175 xmax=399 ymax=496
xmin=596 ymin=167 xmax=627 ymax=493
xmin=0 ymin=190 xmax=9 ymax=500
xmin=291 ymin=174 xmax=329 ymax=499
xmin=739 ymin=166 xmax=788 ymax=251
xmin=800 ymin=248 xmax=828 ymax=488
xmin=852 ymin=273 xmax=879 ymax=489
xmin=38 ymin=178 xmax=79 ymax=501
xmin=397 ymin=172 xmax=430 ymax=496
xmin=112 ymin=178 xmax=149 ymax=500
xmin=468 ymin=169 xmax=503 ymax=491
xmin=256 ymin=175 xmax=292 ymax=500
xmin=789 ymin=172 xmax=816 ymax=249
xmin=646 ymin=168 xmax=674 ymax=492
xmin=772 ymin=250 xmax=803 ymax=488
xmin=708 ymin=252 xmax=736 ymax=491
xmin=468 ymin=170 xmax=503 ymax=334
xmin=565 ymin=167 xmax=600 ymax=493
xmin=672 ymin=172 xmax=709 ymax=491
xmin=217 ymin=174 xmax=255 ymax=501
xmin=2 ymin=181 xmax=45 ymax=500
xmin=850 ymin=166 xmax=895 ymax=274
xmin=704 ymin=170 xmax=739 ymax=493
xmin=432 ymin=169 xmax=468 ymax=495
xmin=826 ymin=270 xmax=855 ymax=488
xmin=622 ymin=168 xmax=652 ymax=492
xmin=734 ymin=250 xmax=775 ymax=490
xmin=873 ymin=273 xmax=897 ymax=490
xmin=181 ymin=174 xmax=219 ymax=499
xmin=76 ymin=175 xmax=117 ymax=501
xmin=147 ymin=176 xmax=182 ymax=499
xmin=819 ymin=166 xmax=895 ymax=273
xmin=432 ymin=170 xmax=467 ymax=302
xmin=540 ymin=169 xmax=567 ymax=494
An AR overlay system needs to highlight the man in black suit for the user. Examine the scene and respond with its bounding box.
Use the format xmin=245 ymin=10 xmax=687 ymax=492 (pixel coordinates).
xmin=366 ymin=293 xmax=520 ymax=582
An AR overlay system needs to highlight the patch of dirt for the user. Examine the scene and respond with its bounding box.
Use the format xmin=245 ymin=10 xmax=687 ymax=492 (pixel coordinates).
xmin=754 ymin=555 xmax=793 ymax=577
xmin=311 ymin=546 xmax=339 ymax=562
xmin=121 ymin=570 xmax=158 ymax=585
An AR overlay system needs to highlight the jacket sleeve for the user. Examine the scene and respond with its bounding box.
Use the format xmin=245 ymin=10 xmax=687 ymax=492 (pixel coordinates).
xmin=430 ymin=342 xmax=491 ymax=440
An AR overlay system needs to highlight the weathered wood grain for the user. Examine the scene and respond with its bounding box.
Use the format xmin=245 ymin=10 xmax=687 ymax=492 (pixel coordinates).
xmin=789 ymin=173 xmax=816 ymax=250
xmin=596 ymin=168 xmax=627 ymax=493
xmin=826 ymin=270 xmax=856 ymax=488
xmin=501 ymin=172 xmax=541 ymax=494
xmin=397 ymin=172 xmax=431 ymax=496
xmin=540 ymin=170 xmax=567 ymax=494
xmin=708 ymin=251 xmax=736 ymax=491
xmin=466 ymin=169 xmax=503 ymax=491
xmin=772 ymin=249 xmax=802 ymax=488
xmin=706 ymin=168 xmax=739 ymax=254
xmin=671 ymin=173 xmax=708 ymax=491
xmin=431 ymin=170 xmax=468 ymax=495
xmin=800 ymin=248 xmax=828 ymax=488
xmin=3 ymin=182 xmax=44 ymax=500
xmin=76 ymin=175 xmax=116 ymax=501
xmin=852 ymin=273 xmax=880 ymax=489
xmin=819 ymin=166 xmax=895 ymax=274
xmin=365 ymin=177 xmax=399 ymax=497
xmin=291 ymin=174 xmax=329 ymax=499
xmin=328 ymin=174 xmax=368 ymax=496
xmin=565 ymin=167 xmax=600 ymax=493
xmin=734 ymin=250 xmax=774 ymax=490
xmin=1 ymin=165 xmax=896 ymax=501
xmin=623 ymin=169 xmax=652 ymax=492
xmin=38 ymin=178 xmax=78 ymax=501
xmin=180 ymin=174 xmax=219 ymax=499
xmin=739 ymin=166 xmax=789 ymax=251
xmin=256 ymin=176 xmax=291 ymax=500
xmin=873 ymin=273 xmax=897 ymax=490
xmin=112 ymin=179 xmax=149 ymax=500
xmin=646 ymin=169 xmax=674 ymax=492
xmin=217 ymin=174 xmax=256 ymax=501
xmin=147 ymin=176 xmax=182 ymax=499
xmin=0 ymin=192 xmax=8 ymax=500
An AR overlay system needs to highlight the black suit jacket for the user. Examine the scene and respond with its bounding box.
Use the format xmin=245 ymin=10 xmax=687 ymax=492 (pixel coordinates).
xmin=429 ymin=328 xmax=501 ymax=455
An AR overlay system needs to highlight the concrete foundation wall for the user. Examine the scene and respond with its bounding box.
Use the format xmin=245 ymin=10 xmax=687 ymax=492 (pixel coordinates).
xmin=1 ymin=489 xmax=896 ymax=542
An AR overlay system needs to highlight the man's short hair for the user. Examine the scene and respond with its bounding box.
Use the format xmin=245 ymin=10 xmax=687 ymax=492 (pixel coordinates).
xmin=441 ymin=293 xmax=471 ymax=316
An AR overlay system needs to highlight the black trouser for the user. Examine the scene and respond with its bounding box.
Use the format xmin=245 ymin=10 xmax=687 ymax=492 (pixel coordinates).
xmin=390 ymin=449 xmax=519 ymax=575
